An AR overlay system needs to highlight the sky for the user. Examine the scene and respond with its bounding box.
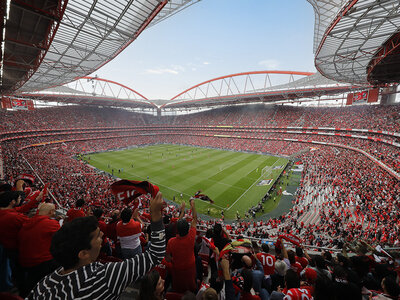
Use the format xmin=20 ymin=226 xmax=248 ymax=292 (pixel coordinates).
xmin=93 ymin=0 xmax=316 ymax=100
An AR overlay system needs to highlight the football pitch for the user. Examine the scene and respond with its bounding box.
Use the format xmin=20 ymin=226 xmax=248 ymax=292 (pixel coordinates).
xmin=84 ymin=144 xmax=288 ymax=219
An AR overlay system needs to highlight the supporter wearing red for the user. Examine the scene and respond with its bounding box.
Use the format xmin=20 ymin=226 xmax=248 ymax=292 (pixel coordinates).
xmin=0 ymin=183 xmax=44 ymax=294
xmin=287 ymin=250 xmax=303 ymax=276
xmin=299 ymin=268 xmax=317 ymax=295
xmin=27 ymin=192 xmax=165 ymax=300
xmin=0 ymin=186 xmax=43 ymax=251
xmin=270 ymin=269 xmax=313 ymax=300
xmin=66 ymin=199 xmax=86 ymax=222
xmin=295 ymin=246 xmax=309 ymax=269
xmin=116 ymin=207 xmax=144 ymax=259
xmin=93 ymin=208 xmax=112 ymax=256
xmin=166 ymin=198 xmax=197 ymax=293
xmin=18 ymin=203 xmax=60 ymax=297
xmin=106 ymin=210 xmax=120 ymax=256
xmin=257 ymin=243 xmax=276 ymax=276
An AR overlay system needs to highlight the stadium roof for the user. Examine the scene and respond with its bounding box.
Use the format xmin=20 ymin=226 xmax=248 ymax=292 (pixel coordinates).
xmin=15 ymin=70 xmax=367 ymax=109
xmin=0 ymin=0 xmax=199 ymax=94
xmin=161 ymin=71 xmax=367 ymax=109
xmin=309 ymin=0 xmax=400 ymax=85
xmin=17 ymin=75 xmax=157 ymax=109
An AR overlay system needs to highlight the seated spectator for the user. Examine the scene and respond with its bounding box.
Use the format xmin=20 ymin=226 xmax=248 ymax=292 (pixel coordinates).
xmin=27 ymin=192 xmax=165 ymax=299
xmin=66 ymin=199 xmax=86 ymax=222
xmin=18 ymin=203 xmax=60 ymax=297
xmin=116 ymin=208 xmax=144 ymax=259
xmin=166 ymin=198 xmax=197 ymax=293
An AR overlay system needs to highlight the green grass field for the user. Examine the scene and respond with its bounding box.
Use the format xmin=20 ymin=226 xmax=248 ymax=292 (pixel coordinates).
xmin=84 ymin=144 xmax=288 ymax=219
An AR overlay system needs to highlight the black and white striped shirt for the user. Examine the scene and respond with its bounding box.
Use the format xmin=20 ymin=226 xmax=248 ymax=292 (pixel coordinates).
xmin=27 ymin=220 xmax=165 ymax=300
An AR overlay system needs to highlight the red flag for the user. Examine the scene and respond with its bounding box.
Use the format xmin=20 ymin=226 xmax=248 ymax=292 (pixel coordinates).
xmin=110 ymin=179 xmax=159 ymax=205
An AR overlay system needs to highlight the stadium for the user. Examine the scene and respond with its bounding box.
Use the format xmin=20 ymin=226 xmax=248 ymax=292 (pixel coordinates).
xmin=0 ymin=0 xmax=399 ymax=299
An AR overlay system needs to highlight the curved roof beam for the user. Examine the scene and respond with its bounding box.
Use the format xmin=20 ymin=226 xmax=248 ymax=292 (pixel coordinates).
xmin=168 ymin=70 xmax=314 ymax=102
xmin=80 ymin=76 xmax=152 ymax=104
xmin=162 ymin=71 xmax=367 ymax=109
xmin=17 ymin=76 xmax=157 ymax=109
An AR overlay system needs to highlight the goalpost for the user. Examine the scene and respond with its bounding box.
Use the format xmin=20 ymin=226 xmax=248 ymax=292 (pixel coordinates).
xmin=261 ymin=165 xmax=271 ymax=178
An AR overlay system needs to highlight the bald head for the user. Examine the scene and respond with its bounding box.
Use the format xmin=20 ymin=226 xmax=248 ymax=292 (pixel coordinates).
xmin=202 ymin=288 xmax=218 ymax=300
xmin=242 ymin=255 xmax=252 ymax=268
xmin=38 ymin=203 xmax=56 ymax=217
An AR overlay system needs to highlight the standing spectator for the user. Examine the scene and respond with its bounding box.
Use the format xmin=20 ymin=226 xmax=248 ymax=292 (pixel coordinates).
xmin=66 ymin=199 xmax=86 ymax=222
xmin=0 ymin=184 xmax=44 ymax=293
xmin=18 ymin=203 xmax=60 ymax=297
xmin=257 ymin=243 xmax=276 ymax=276
xmin=166 ymin=198 xmax=197 ymax=292
xmin=93 ymin=208 xmax=111 ymax=256
xmin=106 ymin=210 xmax=120 ymax=256
xmin=295 ymin=246 xmax=310 ymax=269
xmin=212 ymin=223 xmax=231 ymax=251
xmin=116 ymin=208 xmax=144 ymax=259
xmin=27 ymin=192 xmax=165 ymax=299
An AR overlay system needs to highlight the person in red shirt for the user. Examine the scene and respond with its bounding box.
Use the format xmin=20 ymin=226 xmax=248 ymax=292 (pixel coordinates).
xmin=0 ymin=183 xmax=44 ymax=294
xmin=287 ymin=250 xmax=303 ymax=276
xmin=256 ymin=243 xmax=276 ymax=276
xmin=93 ymin=208 xmax=112 ymax=256
xmin=18 ymin=203 xmax=60 ymax=297
xmin=66 ymin=199 xmax=86 ymax=222
xmin=106 ymin=210 xmax=120 ymax=257
xmin=166 ymin=198 xmax=197 ymax=292
xmin=116 ymin=207 xmax=144 ymax=258
xmin=295 ymin=246 xmax=310 ymax=269
xmin=0 ymin=186 xmax=43 ymax=251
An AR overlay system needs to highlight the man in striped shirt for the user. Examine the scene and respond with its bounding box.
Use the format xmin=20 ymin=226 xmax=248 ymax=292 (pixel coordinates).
xmin=27 ymin=192 xmax=165 ymax=300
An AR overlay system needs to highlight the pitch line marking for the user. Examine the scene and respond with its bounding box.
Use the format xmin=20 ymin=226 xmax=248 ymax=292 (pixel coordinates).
xmin=226 ymin=158 xmax=284 ymax=211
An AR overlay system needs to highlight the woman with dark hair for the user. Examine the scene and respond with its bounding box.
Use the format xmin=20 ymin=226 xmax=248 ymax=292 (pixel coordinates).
xmin=139 ymin=270 xmax=165 ymax=300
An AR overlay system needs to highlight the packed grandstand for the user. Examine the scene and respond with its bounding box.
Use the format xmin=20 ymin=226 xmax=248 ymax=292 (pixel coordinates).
xmin=1 ymin=0 xmax=400 ymax=300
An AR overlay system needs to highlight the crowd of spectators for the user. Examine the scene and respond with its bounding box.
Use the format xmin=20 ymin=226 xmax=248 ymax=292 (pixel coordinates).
xmin=0 ymin=103 xmax=399 ymax=299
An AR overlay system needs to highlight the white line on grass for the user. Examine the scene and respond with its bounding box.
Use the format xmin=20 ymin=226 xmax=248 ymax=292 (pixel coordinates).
xmin=226 ymin=158 xmax=285 ymax=211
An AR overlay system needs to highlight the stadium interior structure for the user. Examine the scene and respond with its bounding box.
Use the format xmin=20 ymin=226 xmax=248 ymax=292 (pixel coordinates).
xmin=1 ymin=0 xmax=400 ymax=299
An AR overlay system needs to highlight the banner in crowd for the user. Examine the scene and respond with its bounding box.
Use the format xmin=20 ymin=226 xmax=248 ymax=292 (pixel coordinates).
xmin=12 ymin=99 xmax=29 ymax=110
xmin=1 ymin=96 xmax=12 ymax=109
xmin=1 ymin=98 xmax=35 ymax=110
xmin=110 ymin=179 xmax=159 ymax=205
xmin=346 ymin=88 xmax=379 ymax=105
